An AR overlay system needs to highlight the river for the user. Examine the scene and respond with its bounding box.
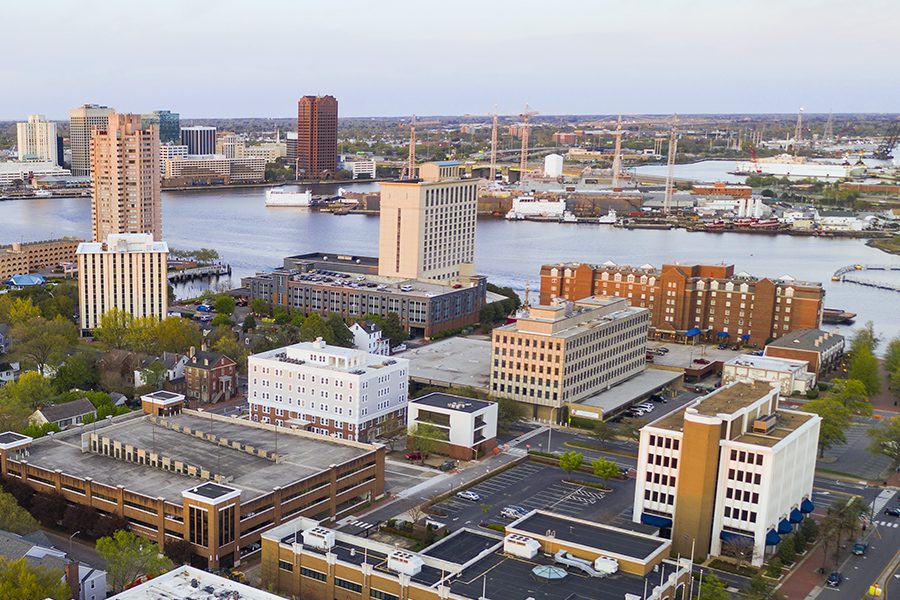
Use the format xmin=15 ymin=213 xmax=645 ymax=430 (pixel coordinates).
xmin=2 ymin=183 xmax=898 ymax=343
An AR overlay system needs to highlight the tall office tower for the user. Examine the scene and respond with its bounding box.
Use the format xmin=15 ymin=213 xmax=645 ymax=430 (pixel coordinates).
xmin=141 ymin=110 xmax=181 ymax=144
xmin=16 ymin=115 xmax=59 ymax=164
xmin=180 ymin=125 xmax=216 ymax=155
xmin=76 ymin=233 xmax=168 ymax=331
xmin=296 ymin=95 xmax=338 ymax=178
xmin=378 ymin=161 xmax=478 ymax=281
xmin=68 ymin=104 xmax=113 ymax=176
xmin=90 ymin=113 xmax=162 ymax=242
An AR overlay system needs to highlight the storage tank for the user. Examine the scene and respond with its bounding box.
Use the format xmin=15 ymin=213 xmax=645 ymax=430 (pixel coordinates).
xmin=544 ymin=154 xmax=564 ymax=178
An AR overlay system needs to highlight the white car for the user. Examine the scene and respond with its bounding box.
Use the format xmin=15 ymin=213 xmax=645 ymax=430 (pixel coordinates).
xmin=456 ymin=490 xmax=481 ymax=502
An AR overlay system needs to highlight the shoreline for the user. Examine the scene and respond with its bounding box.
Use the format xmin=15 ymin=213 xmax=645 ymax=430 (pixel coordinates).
xmin=162 ymin=178 xmax=394 ymax=192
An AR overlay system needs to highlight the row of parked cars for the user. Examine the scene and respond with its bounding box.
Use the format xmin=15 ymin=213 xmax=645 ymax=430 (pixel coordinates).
xmin=624 ymin=394 xmax=668 ymax=418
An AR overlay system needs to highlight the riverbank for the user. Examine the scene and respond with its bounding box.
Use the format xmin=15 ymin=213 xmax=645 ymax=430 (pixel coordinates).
xmin=867 ymin=235 xmax=900 ymax=256
xmin=162 ymin=177 xmax=396 ymax=192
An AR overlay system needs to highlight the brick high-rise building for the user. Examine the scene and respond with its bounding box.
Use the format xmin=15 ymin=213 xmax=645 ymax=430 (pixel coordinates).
xmin=296 ymin=95 xmax=337 ymax=178
xmin=90 ymin=113 xmax=162 ymax=242
xmin=540 ymin=261 xmax=824 ymax=346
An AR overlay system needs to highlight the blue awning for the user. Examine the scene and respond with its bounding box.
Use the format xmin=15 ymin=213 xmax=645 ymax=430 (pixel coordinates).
xmin=641 ymin=513 xmax=673 ymax=528
xmin=720 ymin=530 xmax=754 ymax=543
xmin=800 ymin=498 xmax=814 ymax=513
xmin=766 ymin=529 xmax=781 ymax=545
xmin=717 ymin=331 xmax=730 ymax=338
xmin=686 ymin=327 xmax=702 ymax=337
xmin=778 ymin=519 xmax=793 ymax=534
xmin=789 ymin=508 xmax=804 ymax=523
xmin=740 ymin=334 xmax=751 ymax=340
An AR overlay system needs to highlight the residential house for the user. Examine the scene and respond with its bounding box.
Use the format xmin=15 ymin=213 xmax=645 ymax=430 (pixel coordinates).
xmin=184 ymin=347 xmax=237 ymax=404
xmin=29 ymin=397 xmax=97 ymax=429
xmin=133 ymin=352 xmax=188 ymax=388
xmin=0 ymin=361 xmax=20 ymax=386
xmin=349 ymin=320 xmax=390 ymax=355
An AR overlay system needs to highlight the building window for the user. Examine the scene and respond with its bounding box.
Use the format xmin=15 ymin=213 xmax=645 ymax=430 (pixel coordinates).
xmin=371 ymin=590 xmax=400 ymax=600
xmin=336 ymin=578 xmax=363 ymax=593
xmin=278 ymin=560 xmax=293 ymax=572
xmin=218 ymin=504 xmax=235 ymax=546
xmin=188 ymin=506 xmax=208 ymax=547
xmin=300 ymin=567 xmax=327 ymax=581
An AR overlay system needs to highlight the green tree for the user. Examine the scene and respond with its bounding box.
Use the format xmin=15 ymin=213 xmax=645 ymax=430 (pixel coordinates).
xmin=592 ymin=420 xmax=616 ymax=446
xmin=745 ymin=573 xmax=786 ymax=600
xmin=213 ymin=294 xmax=236 ymax=317
xmin=326 ymin=314 xmax=354 ymax=348
xmin=155 ymin=316 xmax=202 ymax=354
xmin=139 ymin=360 xmax=167 ymax=389
xmin=407 ymin=423 xmax=448 ymax=456
xmin=381 ymin=312 xmax=408 ymax=346
xmin=591 ymin=458 xmax=620 ymax=486
xmin=617 ymin=417 xmax=643 ymax=442
xmin=0 ymin=371 xmax=55 ymax=411
xmin=885 ymin=336 xmax=900 ymax=374
xmin=242 ymin=314 xmax=256 ymax=332
xmin=377 ymin=414 xmax=405 ymax=450
xmin=250 ymin=298 xmax=270 ymax=316
xmin=11 ymin=316 xmax=77 ymax=374
xmin=163 ymin=539 xmax=194 ymax=565
xmin=868 ymin=417 xmax=900 ymax=471
xmin=6 ymin=298 xmax=41 ymax=325
xmin=52 ymin=352 xmax=97 ymax=393
xmin=124 ymin=316 xmax=161 ymax=354
xmin=299 ymin=312 xmax=333 ymax=343
xmin=211 ymin=313 xmax=232 ymax=327
xmin=698 ymin=573 xmax=729 ymax=600
xmin=0 ymin=557 xmax=71 ymax=600
xmin=803 ymin=396 xmax=851 ymax=457
xmin=827 ymin=378 xmax=873 ymax=415
xmin=92 ymin=308 xmax=133 ymax=349
xmin=558 ymin=450 xmax=583 ymax=474
xmin=766 ymin=556 xmax=784 ymax=578
xmin=850 ymin=321 xmax=878 ymax=354
xmin=496 ymin=397 xmax=526 ymax=433
xmin=777 ymin=534 xmax=797 ymax=565
xmin=96 ymin=530 xmax=173 ymax=593
xmin=0 ymin=491 xmax=39 ymax=534
xmin=272 ymin=306 xmax=291 ymax=325
xmin=212 ymin=333 xmax=250 ymax=377
xmin=847 ymin=347 xmax=881 ymax=397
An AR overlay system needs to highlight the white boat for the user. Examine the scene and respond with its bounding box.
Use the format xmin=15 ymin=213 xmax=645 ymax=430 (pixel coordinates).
xmin=265 ymin=187 xmax=313 ymax=207
xmin=33 ymin=189 xmax=52 ymax=198
xmin=595 ymin=209 xmax=617 ymax=224
xmin=505 ymin=195 xmax=569 ymax=220
xmin=731 ymin=154 xmax=863 ymax=179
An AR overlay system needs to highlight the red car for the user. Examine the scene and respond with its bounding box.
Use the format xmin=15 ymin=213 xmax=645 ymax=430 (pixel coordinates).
xmin=405 ymin=451 xmax=423 ymax=461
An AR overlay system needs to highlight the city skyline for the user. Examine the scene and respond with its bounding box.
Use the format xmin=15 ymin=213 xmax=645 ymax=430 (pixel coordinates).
xmin=2 ymin=0 xmax=898 ymax=119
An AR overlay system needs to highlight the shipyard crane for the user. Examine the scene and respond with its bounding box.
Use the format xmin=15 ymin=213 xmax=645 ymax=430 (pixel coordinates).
xmin=873 ymin=121 xmax=899 ymax=160
xmin=489 ymin=111 xmax=499 ymax=181
xmin=824 ymin=110 xmax=834 ymax=141
xmin=663 ymin=114 xmax=678 ymax=215
xmin=518 ymin=104 xmax=539 ymax=174
xmin=400 ymin=115 xmax=439 ymax=180
xmin=748 ymin=145 xmax=762 ymax=174
xmin=611 ymin=115 xmax=623 ymax=188
xmin=794 ymin=108 xmax=804 ymax=143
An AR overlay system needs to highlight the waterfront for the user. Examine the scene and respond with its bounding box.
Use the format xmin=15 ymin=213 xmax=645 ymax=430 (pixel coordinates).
xmin=2 ymin=183 xmax=898 ymax=342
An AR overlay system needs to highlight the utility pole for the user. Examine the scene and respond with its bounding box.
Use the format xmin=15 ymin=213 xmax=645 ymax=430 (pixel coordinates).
xmin=611 ymin=115 xmax=623 ymax=188
xmin=489 ymin=112 xmax=499 ymax=181
xmin=663 ymin=115 xmax=678 ymax=215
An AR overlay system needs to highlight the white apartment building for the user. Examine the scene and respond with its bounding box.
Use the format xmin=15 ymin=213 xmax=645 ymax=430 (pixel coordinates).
xmin=341 ymin=157 xmax=377 ymax=179
xmin=244 ymin=143 xmax=286 ymax=162
xmin=159 ymin=144 xmax=188 ymax=174
xmin=722 ymin=354 xmax=815 ymax=396
xmin=633 ymin=380 xmax=820 ymax=566
xmin=378 ymin=161 xmax=477 ymax=282
xmin=248 ymin=339 xmax=409 ymax=442
xmin=349 ymin=321 xmax=390 ymax=356
xmin=76 ymin=233 xmax=169 ymax=331
xmin=17 ymin=114 xmax=58 ymax=164
xmin=407 ymin=392 xmax=498 ymax=459
xmin=69 ymin=104 xmax=113 ymax=176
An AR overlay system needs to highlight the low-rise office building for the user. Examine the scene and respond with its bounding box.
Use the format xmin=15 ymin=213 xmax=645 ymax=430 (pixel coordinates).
xmin=0 ymin=161 xmax=70 ymax=186
xmin=633 ymin=380 xmax=820 ymax=566
xmin=407 ymin=392 xmax=498 ymax=459
xmin=764 ymin=328 xmax=844 ymax=375
xmin=722 ymin=354 xmax=815 ymax=396
xmin=248 ymin=338 xmax=409 ymax=442
xmin=109 ymin=565 xmax=281 ymax=600
xmin=261 ymin=513 xmax=692 ymax=600
xmin=0 ymin=237 xmax=82 ymax=280
xmin=490 ymin=296 xmax=649 ymax=423
xmin=162 ymin=154 xmax=266 ymax=184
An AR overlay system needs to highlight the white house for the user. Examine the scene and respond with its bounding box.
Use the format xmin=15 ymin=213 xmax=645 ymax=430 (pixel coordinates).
xmin=722 ymin=354 xmax=816 ymax=396
xmin=133 ymin=352 xmax=188 ymax=388
xmin=0 ymin=361 xmax=20 ymax=386
xmin=407 ymin=392 xmax=498 ymax=459
xmin=29 ymin=397 xmax=96 ymax=429
xmin=248 ymin=338 xmax=409 ymax=442
xmin=816 ymin=210 xmax=865 ymax=231
xmin=349 ymin=321 xmax=390 ymax=356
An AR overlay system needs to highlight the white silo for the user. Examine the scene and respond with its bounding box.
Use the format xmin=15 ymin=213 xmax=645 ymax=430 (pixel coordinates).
xmin=544 ymin=153 xmax=564 ymax=178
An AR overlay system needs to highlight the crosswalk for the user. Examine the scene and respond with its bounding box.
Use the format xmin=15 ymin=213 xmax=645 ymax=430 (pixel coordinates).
xmin=873 ymin=520 xmax=899 ymax=529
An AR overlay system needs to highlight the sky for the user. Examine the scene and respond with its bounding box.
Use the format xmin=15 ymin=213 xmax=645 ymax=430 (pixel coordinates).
xmin=2 ymin=0 xmax=898 ymax=119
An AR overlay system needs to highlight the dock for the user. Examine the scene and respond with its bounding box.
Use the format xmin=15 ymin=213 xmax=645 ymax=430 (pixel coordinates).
xmin=168 ymin=264 xmax=231 ymax=282
xmin=831 ymin=264 xmax=900 ymax=292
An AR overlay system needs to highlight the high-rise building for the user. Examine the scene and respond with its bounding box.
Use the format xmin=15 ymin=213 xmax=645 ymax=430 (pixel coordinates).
xmin=76 ymin=233 xmax=169 ymax=331
xmin=16 ymin=115 xmax=59 ymax=164
xmin=632 ymin=380 xmax=820 ymax=566
xmin=296 ymin=95 xmax=338 ymax=178
xmin=90 ymin=113 xmax=162 ymax=242
xmin=490 ymin=296 xmax=649 ymax=422
xmin=378 ymin=161 xmax=478 ymax=281
xmin=540 ymin=261 xmax=824 ymax=346
xmin=141 ymin=110 xmax=181 ymax=144
xmin=180 ymin=125 xmax=216 ymax=155
xmin=68 ymin=104 xmax=114 ymax=176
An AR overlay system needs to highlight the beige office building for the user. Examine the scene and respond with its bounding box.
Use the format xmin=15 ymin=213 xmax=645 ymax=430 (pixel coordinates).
xmin=76 ymin=233 xmax=168 ymax=331
xmin=90 ymin=113 xmax=162 ymax=242
xmin=69 ymin=104 xmax=114 ymax=176
xmin=490 ymin=296 xmax=649 ymax=422
xmin=16 ymin=115 xmax=58 ymax=164
xmin=378 ymin=161 xmax=477 ymax=281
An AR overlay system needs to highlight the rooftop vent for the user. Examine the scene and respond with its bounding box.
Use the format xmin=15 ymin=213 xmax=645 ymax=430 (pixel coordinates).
xmin=302 ymin=526 xmax=335 ymax=551
xmin=504 ymin=534 xmax=541 ymax=559
xmin=752 ymin=414 xmax=777 ymax=434
xmin=388 ymin=550 xmax=424 ymax=576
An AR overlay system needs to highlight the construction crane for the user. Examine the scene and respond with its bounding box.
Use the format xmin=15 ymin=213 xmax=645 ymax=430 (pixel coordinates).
xmin=611 ymin=115 xmax=623 ymax=188
xmin=873 ymin=121 xmax=899 ymax=160
xmin=518 ymin=104 xmax=539 ymax=175
xmin=824 ymin=110 xmax=834 ymax=141
xmin=400 ymin=115 xmax=439 ymax=180
xmin=489 ymin=112 xmax=499 ymax=181
xmin=663 ymin=115 xmax=678 ymax=215
xmin=748 ymin=145 xmax=762 ymax=174
xmin=794 ymin=108 xmax=804 ymax=143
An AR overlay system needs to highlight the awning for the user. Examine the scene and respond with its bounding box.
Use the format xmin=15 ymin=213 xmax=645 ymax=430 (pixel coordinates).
xmin=717 ymin=331 xmax=730 ymax=338
xmin=800 ymin=498 xmax=814 ymax=513
xmin=685 ymin=327 xmax=702 ymax=337
xmin=765 ymin=529 xmax=781 ymax=546
xmin=789 ymin=508 xmax=804 ymax=524
xmin=740 ymin=334 xmax=751 ymax=340
xmin=641 ymin=513 xmax=673 ymax=528
xmin=778 ymin=519 xmax=793 ymax=534
xmin=719 ymin=530 xmax=754 ymax=543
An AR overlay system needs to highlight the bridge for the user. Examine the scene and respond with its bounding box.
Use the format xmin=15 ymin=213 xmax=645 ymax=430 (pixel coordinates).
xmin=168 ymin=263 xmax=231 ymax=282
xmin=832 ymin=264 xmax=900 ymax=292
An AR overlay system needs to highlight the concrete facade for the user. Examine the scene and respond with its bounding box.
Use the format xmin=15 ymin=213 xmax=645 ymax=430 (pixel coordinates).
xmin=69 ymin=104 xmax=113 ymax=177
xmin=764 ymin=328 xmax=845 ymax=375
xmin=0 ymin=237 xmax=82 ymax=281
xmin=17 ymin=114 xmax=59 ymax=164
xmin=407 ymin=393 xmax=498 ymax=459
xmin=722 ymin=354 xmax=815 ymax=396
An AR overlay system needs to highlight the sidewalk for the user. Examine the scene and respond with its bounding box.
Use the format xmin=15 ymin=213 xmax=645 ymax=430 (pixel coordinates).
xmin=778 ymin=543 xmax=826 ymax=600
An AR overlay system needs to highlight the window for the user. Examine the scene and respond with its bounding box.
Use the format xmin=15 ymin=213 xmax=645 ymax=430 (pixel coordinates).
xmin=188 ymin=506 xmax=208 ymax=547
xmin=370 ymin=590 xmax=399 ymax=600
xmin=336 ymin=578 xmax=363 ymax=593
xmin=300 ymin=567 xmax=327 ymax=581
xmin=218 ymin=504 xmax=235 ymax=546
xmin=278 ymin=560 xmax=293 ymax=572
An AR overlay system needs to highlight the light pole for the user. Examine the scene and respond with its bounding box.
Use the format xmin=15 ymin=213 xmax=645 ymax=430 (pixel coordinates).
xmin=68 ymin=530 xmax=80 ymax=557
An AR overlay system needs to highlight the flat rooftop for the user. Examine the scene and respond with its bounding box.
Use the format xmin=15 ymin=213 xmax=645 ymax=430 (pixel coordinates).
xmin=411 ymin=392 xmax=493 ymax=414
xmin=396 ymin=337 xmax=491 ymax=392
xmin=420 ymin=529 xmax=500 ymax=563
xmin=733 ymin=409 xmax=815 ymax=447
xmin=725 ymin=354 xmax=808 ymax=372
xmin=24 ymin=412 xmax=373 ymax=503
xmin=692 ymin=380 xmax=774 ymax=416
xmin=109 ymin=565 xmax=283 ymax=600
xmin=575 ymin=368 xmax=682 ymax=414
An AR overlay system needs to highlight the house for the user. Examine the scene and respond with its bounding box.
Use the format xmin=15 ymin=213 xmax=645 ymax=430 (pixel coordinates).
xmin=0 ymin=361 xmax=20 ymax=386
xmin=0 ymin=529 xmax=106 ymax=600
xmin=0 ymin=323 xmax=10 ymax=353
xmin=132 ymin=352 xmax=188 ymax=388
xmin=184 ymin=346 xmax=237 ymax=404
xmin=722 ymin=354 xmax=816 ymax=396
xmin=349 ymin=320 xmax=390 ymax=356
xmin=29 ymin=397 xmax=97 ymax=429
xmin=764 ymin=328 xmax=845 ymax=375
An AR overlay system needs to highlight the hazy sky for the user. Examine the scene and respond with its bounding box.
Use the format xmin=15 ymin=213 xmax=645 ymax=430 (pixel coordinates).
xmin=3 ymin=0 xmax=898 ymax=119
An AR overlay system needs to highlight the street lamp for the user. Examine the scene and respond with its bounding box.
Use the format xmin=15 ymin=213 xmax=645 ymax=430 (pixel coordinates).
xmin=68 ymin=531 xmax=80 ymax=557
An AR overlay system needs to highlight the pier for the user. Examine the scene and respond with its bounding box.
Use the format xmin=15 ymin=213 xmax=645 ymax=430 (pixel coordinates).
xmin=831 ymin=264 xmax=900 ymax=292
xmin=168 ymin=263 xmax=231 ymax=282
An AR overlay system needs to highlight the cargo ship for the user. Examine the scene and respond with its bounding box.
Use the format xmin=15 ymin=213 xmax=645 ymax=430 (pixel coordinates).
xmin=265 ymin=187 xmax=313 ymax=207
xmin=730 ymin=154 xmax=866 ymax=179
xmin=822 ymin=308 xmax=856 ymax=324
xmin=505 ymin=195 xmax=577 ymax=222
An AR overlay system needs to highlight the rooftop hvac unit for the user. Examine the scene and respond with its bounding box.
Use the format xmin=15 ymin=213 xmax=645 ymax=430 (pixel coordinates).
xmin=752 ymin=414 xmax=777 ymax=434
xmin=388 ymin=550 xmax=424 ymax=576
xmin=594 ymin=556 xmax=619 ymax=575
xmin=301 ymin=527 xmax=335 ymax=551
xmin=504 ymin=534 xmax=541 ymax=559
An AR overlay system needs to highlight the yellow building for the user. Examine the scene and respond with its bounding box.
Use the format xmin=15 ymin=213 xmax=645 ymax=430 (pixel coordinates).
xmin=0 ymin=238 xmax=82 ymax=280
xmin=378 ymin=161 xmax=477 ymax=282
xmin=490 ymin=296 xmax=649 ymax=423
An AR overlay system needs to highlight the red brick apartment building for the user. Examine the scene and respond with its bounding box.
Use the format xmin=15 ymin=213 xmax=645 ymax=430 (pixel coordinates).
xmin=184 ymin=348 xmax=237 ymax=404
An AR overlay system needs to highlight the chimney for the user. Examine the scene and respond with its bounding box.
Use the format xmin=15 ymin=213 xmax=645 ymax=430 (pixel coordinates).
xmin=65 ymin=560 xmax=80 ymax=600
xmin=201 ymin=342 xmax=208 ymax=352
xmin=189 ymin=346 xmax=196 ymax=358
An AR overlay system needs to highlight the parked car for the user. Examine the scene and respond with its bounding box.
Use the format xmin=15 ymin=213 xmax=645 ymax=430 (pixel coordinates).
xmin=656 ymin=347 xmax=669 ymax=354
xmin=456 ymin=490 xmax=481 ymax=502
xmin=693 ymin=358 xmax=710 ymax=365
xmin=650 ymin=394 xmax=668 ymax=403
xmin=405 ymin=451 xmax=424 ymax=461
xmin=636 ymin=403 xmax=655 ymax=410
xmin=826 ymin=572 xmax=843 ymax=587
xmin=439 ymin=459 xmax=457 ymax=472
xmin=884 ymin=506 xmax=900 ymax=517
xmin=501 ymin=506 xmax=528 ymax=520
xmin=196 ymin=304 xmax=214 ymax=313
xmin=852 ymin=541 xmax=868 ymax=556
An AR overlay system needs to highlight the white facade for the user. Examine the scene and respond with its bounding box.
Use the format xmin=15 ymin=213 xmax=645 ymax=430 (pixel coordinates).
xmin=737 ymin=196 xmax=764 ymax=219
xmin=349 ymin=321 xmax=390 ymax=356
xmin=342 ymin=157 xmax=377 ymax=179
xmin=543 ymin=153 xmax=564 ymax=178
xmin=69 ymin=104 xmax=114 ymax=176
xmin=817 ymin=213 xmax=865 ymax=231
xmin=722 ymin=354 xmax=815 ymax=395
xmin=0 ymin=161 xmax=70 ymax=186
xmin=248 ymin=339 xmax=409 ymax=441
xmin=76 ymin=233 xmax=169 ymax=330
xmin=244 ymin=143 xmax=287 ymax=162
xmin=407 ymin=393 xmax=498 ymax=458
xmin=17 ymin=114 xmax=58 ymax=164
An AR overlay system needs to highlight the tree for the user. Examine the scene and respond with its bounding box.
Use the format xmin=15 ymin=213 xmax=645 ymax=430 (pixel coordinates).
xmin=212 ymin=294 xmax=236 ymax=316
xmin=803 ymin=397 xmax=851 ymax=457
xmin=124 ymin=316 xmax=161 ymax=354
xmin=558 ymin=450 xmax=583 ymax=474
xmin=242 ymin=314 xmax=256 ymax=332
xmin=745 ymin=573 xmax=786 ymax=600
xmin=617 ymin=417 xmax=642 ymax=442
xmin=847 ymin=347 xmax=881 ymax=397
xmin=96 ymin=530 xmax=173 ymax=592
xmin=250 ymin=298 xmax=269 ymax=316
xmin=11 ymin=316 xmax=77 ymax=374
xmin=777 ymin=534 xmax=797 ymax=565
xmin=212 ymin=333 xmax=249 ymax=377
xmin=378 ymin=415 xmax=405 ymax=451
xmin=139 ymin=360 xmax=167 ymax=389
xmin=407 ymin=423 xmax=448 ymax=457
xmin=155 ymin=316 xmax=202 ymax=354
xmin=381 ymin=312 xmax=408 ymax=346
xmin=0 ymin=557 xmax=71 ymax=600
xmin=721 ymin=536 xmax=756 ymax=570
xmin=850 ymin=321 xmax=878 ymax=354
xmin=327 ymin=314 xmax=354 ymax=348
xmin=592 ymin=420 xmax=616 ymax=446
xmin=61 ymin=504 xmax=98 ymax=535
xmin=868 ymin=416 xmax=900 ymax=471
xmin=0 ymin=491 xmax=39 ymax=534
xmin=885 ymin=336 xmax=900 ymax=374
xmin=52 ymin=352 xmax=97 ymax=393
xmin=299 ymin=312 xmax=333 ymax=343
xmin=211 ymin=313 xmax=232 ymax=327
xmin=766 ymin=556 xmax=784 ymax=578
xmin=0 ymin=371 xmax=55 ymax=411
xmin=30 ymin=492 xmax=66 ymax=528
xmin=6 ymin=298 xmax=41 ymax=325
xmin=92 ymin=308 xmax=134 ymax=349
xmin=164 ymin=539 xmax=194 ymax=565
xmin=496 ymin=397 xmax=525 ymax=433
xmin=591 ymin=458 xmax=620 ymax=486
xmin=827 ymin=378 xmax=873 ymax=415
xmin=698 ymin=573 xmax=729 ymax=600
